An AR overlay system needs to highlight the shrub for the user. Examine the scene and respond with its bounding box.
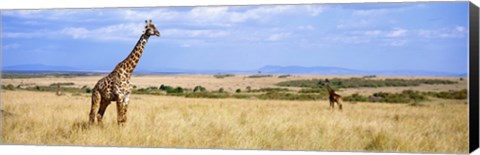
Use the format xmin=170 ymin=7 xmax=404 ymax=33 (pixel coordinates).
xmin=236 ymin=89 xmax=241 ymax=93
xmin=185 ymin=92 xmax=229 ymax=99
xmin=343 ymin=93 xmax=368 ymax=102
xmin=298 ymin=88 xmax=324 ymax=93
xmin=167 ymin=87 xmax=184 ymax=94
xmin=277 ymin=78 xmax=457 ymax=89
xmin=214 ymin=74 xmax=235 ymax=79
xmin=4 ymin=84 xmax=16 ymax=90
xmin=248 ymin=75 xmax=273 ymax=78
xmin=426 ymin=89 xmax=467 ymax=100
xmin=362 ymin=75 xmax=377 ymax=78
xmin=258 ymin=91 xmax=325 ymax=101
xmin=249 ymin=87 xmax=289 ymax=93
xmin=370 ymin=90 xmax=427 ymax=103
xmin=85 ymin=88 xmax=92 ymax=93
xmin=278 ymin=74 xmax=291 ymax=78
xmin=159 ymin=84 xmax=183 ymax=94
xmin=49 ymin=82 xmax=75 ymax=87
xmin=193 ymin=85 xmax=207 ymax=92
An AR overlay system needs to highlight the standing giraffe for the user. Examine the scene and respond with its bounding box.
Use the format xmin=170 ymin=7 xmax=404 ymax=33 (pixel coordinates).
xmin=56 ymin=84 xmax=64 ymax=96
xmin=89 ymin=20 xmax=160 ymax=126
xmin=320 ymin=79 xmax=343 ymax=110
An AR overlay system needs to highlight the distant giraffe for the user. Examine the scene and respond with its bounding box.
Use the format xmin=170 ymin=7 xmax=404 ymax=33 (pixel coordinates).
xmin=320 ymin=79 xmax=343 ymax=110
xmin=56 ymin=84 xmax=64 ymax=96
xmin=89 ymin=20 xmax=160 ymax=126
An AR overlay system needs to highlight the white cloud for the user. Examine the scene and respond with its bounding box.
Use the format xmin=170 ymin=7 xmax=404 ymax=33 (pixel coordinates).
xmin=267 ymin=33 xmax=291 ymax=41
xmin=162 ymin=29 xmax=229 ymax=38
xmin=297 ymin=25 xmax=316 ymax=30
xmin=61 ymin=27 xmax=90 ymax=39
xmin=455 ymin=26 xmax=466 ymax=32
xmin=3 ymin=30 xmax=56 ymax=39
xmin=351 ymin=4 xmax=423 ymax=17
xmin=386 ymin=28 xmax=407 ymax=37
xmin=417 ymin=26 xmax=467 ymax=39
xmin=364 ymin=30 xmax=382 ymax=36
xmin=2 ymin=43 xmax=21 ymax=50
xmin=2 ymin=10 xmax=90 ymax=21
xmin=117 ymin=5 xmax=322 ymax=26
xmin=120 ymin=9 xmax=182 ymax=22
xmin=385 ymin=39 xmax=407 ymax=46
xmin=331 ymin=36 xmax=370 ymax=44
xmin=353 ymin=8 xmax=393 ymax=16
xmin=61 ymin=23 xmax=143 ymax=41
xmin=305 ymin=5 xmax=324 ymax=16
xmin=336 ymin=19 xmax=373 ymax=29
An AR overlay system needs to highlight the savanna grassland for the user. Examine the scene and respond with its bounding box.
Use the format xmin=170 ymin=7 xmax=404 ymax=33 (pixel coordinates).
xmin=1 ymin=74 xmax=469 ymax=153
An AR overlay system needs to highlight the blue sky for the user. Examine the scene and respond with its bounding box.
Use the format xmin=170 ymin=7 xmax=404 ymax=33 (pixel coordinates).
xmin=1 ymin=2 xmax=469 ymax=73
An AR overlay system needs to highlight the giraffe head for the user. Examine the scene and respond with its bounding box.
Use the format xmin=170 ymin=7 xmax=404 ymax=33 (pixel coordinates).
xmin=318 ymin=79 xmax=330 ymax=88
xmin=143 ymin=19 xmax=160 ymax=37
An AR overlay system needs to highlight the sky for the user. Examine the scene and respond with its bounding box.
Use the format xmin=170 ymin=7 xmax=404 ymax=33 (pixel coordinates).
xmin=1 ymin=2 xmax=469 ymax=74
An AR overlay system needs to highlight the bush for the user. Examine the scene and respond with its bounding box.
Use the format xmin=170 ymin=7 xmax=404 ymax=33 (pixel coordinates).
xmin=236 ymin=89 xmax=241 ymax=93
xmin=258 ymin=91 xmax=325 ymax=101
xmin=214 ymin=74 xmax=235 ymax=79
xmin=426 ymin=89 xmax=467 ymax=100
xmin=3 ymin=84 xmax=16 ymax=90
xmin=185 ymin=92 xmax=229 ymax=99
xmin=298 ymin=88 xmax=324 ymax=93
xmin=277 ymin=78 xmax=457 ymax=89
xmin=343 ymin=93 xmax=368 ymax=102
xmin=248 ymin=75 xmax=273 ymax=78
xmin=246 ymin=86 xmax=252 ymax=92
xmin=249 ymin=87 xmax=289 ymax=93
xmin=193 ymin=85 xmax=207 ymax=92
xmin=370 ymin=90 xmax=427 ymax=103
xmin=168 ymin=87 xmax=184 ymax=94
xmin=363 ymin=75 xmax=377 ymax=78
xmin=278 ymin=74 xmax=291 ymax=78
xmin=158 ymin=84 xmax=184 ymax=94
xmin=159 ymin=84 xmax=172 ymax=91
xmin=85 ymin=88 xmax=92 ymax=93
xmin=49 ymin=82 xmax=75 ymax=87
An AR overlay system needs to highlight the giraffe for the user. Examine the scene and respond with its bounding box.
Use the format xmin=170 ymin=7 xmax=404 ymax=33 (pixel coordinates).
xmin=56 ymin=84 xmax=64 ymax=96
xmin=320 ymin=79 xmax=343 ymax=110
xmin=89 ymin=20 xmax=160 ymax=126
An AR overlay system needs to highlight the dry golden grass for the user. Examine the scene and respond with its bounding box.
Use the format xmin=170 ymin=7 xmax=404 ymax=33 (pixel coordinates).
xmin=2 ymin=75 xmax=467 ymax=95
xmin=1 ymin=90 xmax=468 ymax=153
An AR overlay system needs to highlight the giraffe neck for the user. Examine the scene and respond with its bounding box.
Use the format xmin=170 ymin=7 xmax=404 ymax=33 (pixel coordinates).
xmin=325 ymin=85 xmax=335 ymax=94
xmin=115 ymin=34 xmax=150 ymax=77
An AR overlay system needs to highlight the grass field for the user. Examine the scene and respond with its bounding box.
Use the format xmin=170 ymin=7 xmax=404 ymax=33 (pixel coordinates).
xmin=1 ymin=75 xmax=469 ymax=153
xmin=2 ymin=74 xmax=467 ymax=95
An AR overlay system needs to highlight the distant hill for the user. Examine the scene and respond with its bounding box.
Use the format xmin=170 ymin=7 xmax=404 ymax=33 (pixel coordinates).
xmin=3 ymin=64 xmax=80 ymax=71
xmin=2 ymin=64 xmax=466 ymax=77
xmin=257 ymin=65 xmax=466 ymax=77
xmin=258 ymin=65 xmax=361 ymax=75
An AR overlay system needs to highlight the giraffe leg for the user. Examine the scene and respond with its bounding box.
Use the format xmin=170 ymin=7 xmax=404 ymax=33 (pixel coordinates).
xmin=96 ymin=100 xmax=110 ymax=124
xmin=116 ymin=99 xmax=128 ymax=126
xmin=336 ymin=98 xmax=343 ymax=111
xmin=89 ymin=90 xmax=101 ymax=124
xmin=329 ymin=100 xmax=334 ymax=110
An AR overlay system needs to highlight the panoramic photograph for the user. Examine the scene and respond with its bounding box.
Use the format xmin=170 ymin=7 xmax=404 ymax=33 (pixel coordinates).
xmin=1 ymin=1 xmax=470 ymax=153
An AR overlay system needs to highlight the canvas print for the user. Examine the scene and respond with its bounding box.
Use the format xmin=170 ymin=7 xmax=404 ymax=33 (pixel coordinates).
xmin=1 ymin=2 xmax=470 ymax=153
